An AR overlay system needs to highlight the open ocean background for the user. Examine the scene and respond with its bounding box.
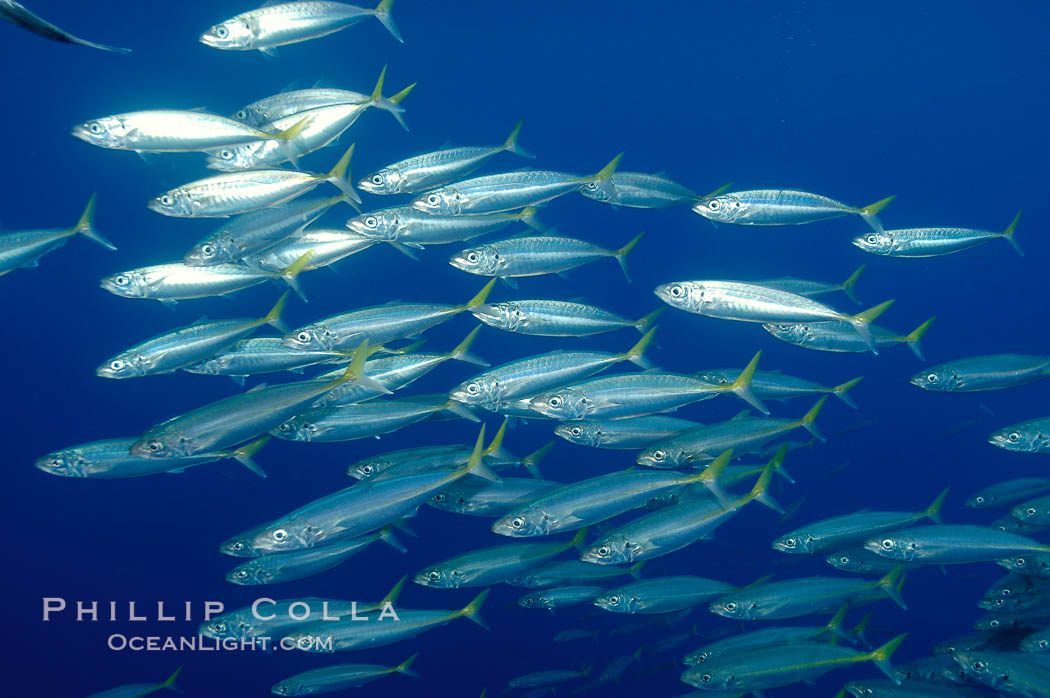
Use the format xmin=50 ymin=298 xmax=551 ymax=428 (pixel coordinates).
xmin=4 ymin=1 xmax=1049 ymax=695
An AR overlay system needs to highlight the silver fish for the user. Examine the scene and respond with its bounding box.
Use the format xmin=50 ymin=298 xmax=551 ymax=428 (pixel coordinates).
xmin=518 ymin=585 xmax=605 ymax=610
xmin=360 ymin=120 xmax=534 ymax=194
xmin=271 ymin=654 xmax=418 ymax=695
xmin=411 ymin=153 xmax=622 ymax=215
xmin=595 ymin=575 xmax=738 ymax=615
xmin=912 ymin=354 xmax=1050 ymax=393
xmin=97 ymin=293 xmax=287 ymax=379
xmin=450 ymin=232 xmax=643 ymax=287
xmin=968 ymin=478 xmax=1050 ymax=510
xmin=183 ymin=337 xmax=349 ymax=384
xmin=148 ymin=145 xmax=358 ymax=218
xmin=184 ymin=195 xmax=343 ymax=266
xmin=34 ymin=436 xmax=266 ymax=479
xmin=0 ymin=194 xmax=115 ymax=275
xmin=233 ymin=79 xmax=405 ymax=129
xmin=448 ymin=328 xmax=654 ymax=409
xmin=989 ymin=417 xmax=1050 ymax=454
xmin=853 ymin=210 xmax=1022 ymax=257
xmin=577 ymin=171 xmax=699 ymax=208
xmin=271 ymin=395 xmax=478 ymax=442
xmin=200 ymin=0 xmax=402 ymax=56
xmin=283 ymin=279 xmax=495 ymax=351
xmin=692 ymin=189 xmax=895 ymax=233
xmin=100 ymin=252 xmax=313 ymax=305
xmin=655 ymin=279 xmax=894 ymax=353
xmin=867 ymin=524 xmax=1050 ymax=564
xmin=472 ymin=299 xmax=661 ymax=337
xmin=764 ymin=316 xmax=934 ymax=359
xmin=242 ymin=228 xmax=376 ymax=272
xmin=695 ymin=368 xmax=863 ymax=409
xmin=553 ymin=415 xmax=700 ymax=450
xmin=347 ymin=206 xmax=537 ymax=256
xmin=85 ymin=668 xmax=182 ymax=698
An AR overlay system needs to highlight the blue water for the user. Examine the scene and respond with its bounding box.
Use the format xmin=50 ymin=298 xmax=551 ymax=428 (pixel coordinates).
xmin=4 ymin=0 xmax=1049 ymax=695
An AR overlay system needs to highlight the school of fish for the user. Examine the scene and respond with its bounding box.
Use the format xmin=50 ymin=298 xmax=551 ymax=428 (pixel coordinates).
xmin=5 ymin=1 xmax=1047 ymax=697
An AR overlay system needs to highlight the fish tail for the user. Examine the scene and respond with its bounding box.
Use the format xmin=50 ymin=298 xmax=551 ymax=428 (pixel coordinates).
xmin=698 ymin=449 xmax=735 ymax=511
xmin=726 ymin=350 xmax=769 ymax=414
xmin=769 ymin=443 xmax=796 ymax=484
xmin=621 ymin=325 xmax=657 ymax=369
xmin=855 ymin=195 xmax=896 ymax=234
xmin=463 ymin=278 xmax=498 ymax=310
xmin=381 ymin=80 xmax=416 ymax=131
xmin=741 ymin=573 xmax=775 ymax=590
xmin=875 ymin=565 xmax=908 ymax=610
xmin=70 ymin=193 xmax=117 ymax=251
xmin=516 ymin=206 xmax=544 ymax=231
xmin=278 ymin=251 xmax=315 ymax=302
xmin=521 ymin=442 xmax=555 ymax=479
xmin=458 ymin=588 xmax=491 ymax=629
xmin=369 ymin=64 xmax=389 ymax=103
xmin=230 ymin=436 xmax=269 ymax=478
xmin=394 ymin=652 xmax=421 ymax=679
xmin=926 ymin=486 xmax=950 ymax=524
xmin=902 ymin=317 xmax=935 ymax=360
xmin=699 ymin=181 xmax=734 ymax=199
xmin=161 ymin=666 xmax=183 ymax=692
xmin=327 ymin=339 xmax=371 ymax=389
xmin=830 ymin=376 xmax=863 ymax=410
xmin=798 ymin=396 xmax=828 ymax=441
xmin=269 ymin=115 xmax=312 ymax=169
xmin=261 ymin=291 xmax=290 ymax=333
xmin=373 ymin=0 xmax=404 ymax=42
xmin=851 ymin=611 xmax=873 ymax=648
xmin=748 ymin=452 xmax=784 ymax=513
xmin=847 ymin=299 xmax=895 ymax=355
xmin=381 ymin=575 xmax=409 ymax=605
xmin=613 ymin=231 xmax=644 ymax=282
xmin=388 ymin=81 xmax=417 ymax=106
xmin=1001 ymin=208 xmax=1023 ymax=256
xmin=840 ymin=264 xmax=865 ymax=304
xmin=391 ymin=516 xmax=419 ymax=538
xmin=482 ymin=418 xmax=509 ymax=458
xmin=628 ymin=560 xmax=646 ymax=580
xmin=580 ymin=152 xmax=624 ymax=203
xmin=323 ymin=144 xmax=361 ymax=205
xmin=378 ymin=526 xmax=407 ymax=553
xmin=568 ymin=526 xmax=589 ymax=550
xmin=463 ymin=424 xmax=501 ymax=483
xmin=448 ymin=326 xmax=489 ymax=366
xmin=868 ymin=633 xmax=907 ymax=682
xmin=633 ymin=307 xmax=664 ymax=334
xmin=503 ymin=119 xmax=535 ymax=158
xmin=824 ymin=604 xmax=850 ymax=645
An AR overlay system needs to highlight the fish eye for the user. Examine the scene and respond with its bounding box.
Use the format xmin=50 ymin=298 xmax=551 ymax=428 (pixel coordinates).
xmin=725 ymin=602 xmax=736 ymax=611
xmin=707 ymin=200 xmax=720 ymax=211
xmin=48 ymin=456 xmax=65 ymax=468
xmin=110 ymin=360 xmax=124 ymax=370
xmin=1017 ymin=558 xmax=1026 ymax=565
xmin=1041 ymin=640 xmax=1049 ymax=648
xmin=235 ymin=570 xmax=248 ymax=579
xmin=296 ymin=331 xmax=311 ymax=343
xmin=160 ymin=195 xmax=174 ymax=206
xmin=669 ymin=285 xmax=684 ymax=298
xmin=994 ymin=599 xmax=1004 ymax=607
xmin=988 ymin=620 xmax=999 ymax=629
xmin=839 ymin=556 xmax=850 ymax=564
xmin=361 ymin=465 xmax=373 ymax=474
xmin=1008 ymin=432 xmax=1021 ymax=442
xmin=201 ymin=244 xmax=215 ymax=256
xmin=433 ymin=493 xmax=445 ymax=502
xmin=466 ymin=383 xmax=480 ymax=395
xmin=975 ymin=496 xmax=985 ymax=504
xmin=215 ymin=25 xmax=229 ymax=38
xmin=1002 ymin=589 xmax=1011 ymax=596
xmin=881 ymin=539 xmax=894 ymax=549
xmin=365 ymin=216 xmax=377 ymax=228
xmin=230 ymin=542 xmax=244 ymax=551
xmin=972 ymin=660 xmax=986 ymax=670
xmin=608 ymin=595 xmax=619 ymax=604
xmin=214 ymin=622 xmax=227 ymax=633
xmin=89 ymin=123 xmax=103 ymax=134
xmin=147 ymin=440 xmax=163 ymax=453
xmin=1027 ymin=508 xmax=1038 ymax=516
xmin=784 ymin=538 xmax=796 ymax=548
xmin=219 ymin=150 xmax=233 ymax=160
xmin=865 ymin=234 xmax=878 ymax=244
xmin=114 ymin=275 xmax=129 ymax=286
xmin=466 ymin=252 xmax=480 ymax=263
xmin=426 ymin=194 xmax=440 ymax=205
xmin=511 ymin=517 xmax=525 ymax=529
xmin=235 ymin=110 xmax=247 ymax=120
xmin=570 ymin=427 xmax=582 ymax=436
xmin=597 ymin=545 xmax=610 ymax=557
xmin=700 ymin=674 xmax=712 ymax=683
xmin=547 ymin=396 xmax=562 ymax=408
xmin=272 ymin=529 xmax=288 ymax=542
xmin=652 ymin=449 xmax=666 ymax=462
xmin=926 ymin=373 xmax=938 ymax=382
xmin=371 ymin=174 xmax=384 ymax=185
xmin=428 ymin=570 xmax=440 ymax=581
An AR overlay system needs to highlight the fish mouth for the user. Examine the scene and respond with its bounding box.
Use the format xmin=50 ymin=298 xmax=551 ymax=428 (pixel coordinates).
xmin=469 ymin=304 xmax=502 ymax=323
